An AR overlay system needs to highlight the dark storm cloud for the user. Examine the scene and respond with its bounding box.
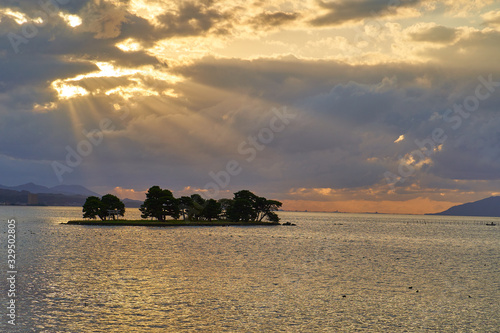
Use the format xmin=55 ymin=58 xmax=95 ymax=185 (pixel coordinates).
xmin=3 ymin=55 xmax=500 ymax=193
xmin=173 ymin=55 xmax=500 ymax=191
xmin=118 ymin=14 xmax=159 ymax=46
xmin=421 ymin=96 xmax=500 ymax=181
xmin=0 ymin=106 xmax=73 ymax=161
xmin=310 ymin=0 xmax=422 ymax=26
xmin=0 ymin=53 xmax=96 ymax=93
xmin=174 ymin=56 xmax=447 ymax=106
xmin=410 ymin=25 xmax=458 ymax=43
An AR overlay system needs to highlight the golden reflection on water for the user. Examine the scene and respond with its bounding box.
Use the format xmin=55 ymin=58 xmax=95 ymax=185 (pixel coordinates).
xmin=1 ymin=207 xmax=499 ymax=332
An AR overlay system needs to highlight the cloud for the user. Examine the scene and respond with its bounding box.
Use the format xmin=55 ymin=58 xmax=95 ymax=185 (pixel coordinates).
xmin=156 ymin=1 xmax=234 ymax=37
xmin=250 ymin=11 xmax=300 ymax=28
xmin=482 ymin=10 xmax=500 ymax=28
xmin=0 ymin=4 xmax=161 ymax=70
xmin=419 ymin=30 xmax=500 ymax=71
xmin=429 ymin=117 xmax=500 ymax=181
xmin=0 ymin=53 xmax=97 ymax=93
xmin=310 ymin=0 xmax=423 ymax=26
xmin=79 ymin=1 xmax=129 ymax=39
xmin=111 ymin=187 xmax=146 ymax=200
xmin=410 ymin=25 xmax=458 ymax=43
xmin=175 ymin=56 xmax=500 ymax=193
xmin=442 ymin=0 xmax=496 ymax=17
xmin=4 ymin=0 xmax=91 ymax=16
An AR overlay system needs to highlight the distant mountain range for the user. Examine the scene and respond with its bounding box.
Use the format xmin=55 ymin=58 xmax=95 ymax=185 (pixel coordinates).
xmin=122 ymin=198 xmax=143 ymax=208
xmin=0 ymin=182 xmax=100 ymax=197
xmin=432 ymin=196 xmax=500 ymax=217
xmin=0 ymin=183 xmax=142 ymax=207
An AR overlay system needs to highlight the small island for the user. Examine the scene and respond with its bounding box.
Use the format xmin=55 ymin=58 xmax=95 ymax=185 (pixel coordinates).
xmin=66 ymin=186 xmax=288 ymax=227
xmin=66 ymin=220 xmax=281 ymax=227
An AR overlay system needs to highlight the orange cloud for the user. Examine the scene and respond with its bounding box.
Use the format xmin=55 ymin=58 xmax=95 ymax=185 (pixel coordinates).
xmin=111 ymin=187 xmax=147 ymax=201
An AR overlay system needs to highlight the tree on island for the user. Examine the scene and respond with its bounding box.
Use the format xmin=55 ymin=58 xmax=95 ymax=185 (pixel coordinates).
xmin=83 ymin=196 xmax=102 ymax=219
xmin=226 ymin=190 xmax=282 ymax=223
xmin=140 ymin=186 xmax=180 ymax=221
xmin=227 ymin=190 xmax=258 ymax=222
xmin=255 ymin=197 xmax=282 ymax=223
xmin=202 ymin=199 xmax=222 ymax=221
xmin=100 ymin=194 xmax=126 ymax=220
xmin=82 ymin=194 xmax=125 ymax=220
xmin=179 ymin=196 xmax=193 ymax=220
xmin=87 ymin=186 xmax=282 ymax=223
xmin=172 ymin=194 xmax=222 ymax=221
xmin=188 ymin=194 xmax=206 ymax=221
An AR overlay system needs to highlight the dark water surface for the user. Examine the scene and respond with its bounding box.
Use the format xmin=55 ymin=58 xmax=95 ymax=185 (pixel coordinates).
xmin=1 ymin=207 xmax=499 ymax=332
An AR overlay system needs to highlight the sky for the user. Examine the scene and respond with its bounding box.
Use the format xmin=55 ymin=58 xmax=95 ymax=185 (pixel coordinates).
xmin=1 ymin=0 xmax=500 ymax=214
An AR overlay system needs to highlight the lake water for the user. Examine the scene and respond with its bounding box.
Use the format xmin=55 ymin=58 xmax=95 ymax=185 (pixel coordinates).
xmin=0 ymin=206 xmax=499 ymax=332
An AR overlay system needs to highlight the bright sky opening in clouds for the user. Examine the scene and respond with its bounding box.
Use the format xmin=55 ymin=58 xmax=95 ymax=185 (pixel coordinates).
xmin=1 ymin=0 xmax=500 ymax=214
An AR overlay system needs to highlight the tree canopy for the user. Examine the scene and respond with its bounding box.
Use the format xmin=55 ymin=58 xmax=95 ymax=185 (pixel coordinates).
xmin=82 ymin=196 xmax=101 ymax=220
xmin=140 ymin=187 xmax=281 ymax=222
xmin=226 ymin=190 xmax=282 ymax=222
xmin=140 ymin=186 xmax=180 ymax=221
xmin=84 ymin=187 xmax=282 ymax=223
xmin=100 ymin=194 xmax=126 ymax=220
xmin=82 ymin=194 xmax=125 ymax=220
xmin=202 ymin=199 xmax=222 ymax=221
